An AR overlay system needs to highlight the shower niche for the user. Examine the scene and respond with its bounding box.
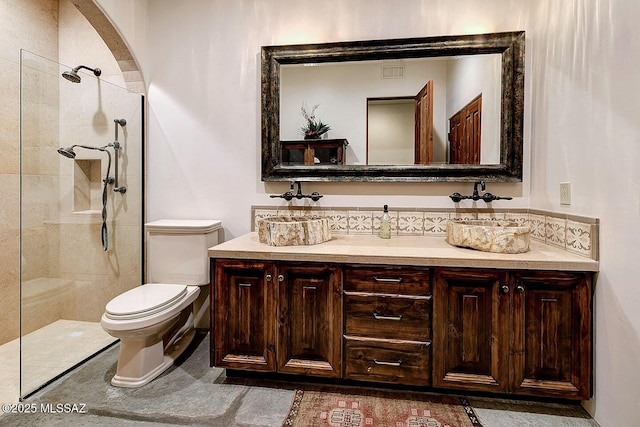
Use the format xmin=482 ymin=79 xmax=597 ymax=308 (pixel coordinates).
xmin=73 ymin=158 xmax=104 ymax=213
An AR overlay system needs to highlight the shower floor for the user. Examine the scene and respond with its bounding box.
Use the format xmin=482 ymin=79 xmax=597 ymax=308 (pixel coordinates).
xmin=0 ymin=319 xmax=115 ymax=403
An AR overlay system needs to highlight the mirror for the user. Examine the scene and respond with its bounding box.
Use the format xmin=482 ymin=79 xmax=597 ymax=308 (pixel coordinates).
xmin=262 ymin=31 xmax=525 ymax=182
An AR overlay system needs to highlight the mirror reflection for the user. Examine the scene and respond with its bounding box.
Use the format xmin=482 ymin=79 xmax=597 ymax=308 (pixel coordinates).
xmin=280 ymin=54 xmax=501 ymax=166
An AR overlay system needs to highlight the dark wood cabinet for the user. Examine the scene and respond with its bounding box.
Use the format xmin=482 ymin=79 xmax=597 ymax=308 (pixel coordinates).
xmin=433 ymin=268 xmax=592 ymax=399
xmin=280 ymin=139 xmax=348 ymax=165
xmin=343 ymin=265 xmax=432 ymax=386
xmin=277 ymin=263 xmax=342 ymax=377
xmin=510 ymin=271 xmax=592 ymax=399
xmin=213 ymin=260 xmax=277 ymax=371
xmin=213 ymin=260 xmax=342 ymax=378
xmin=212 ymin=259 xmax=593 ymax=399
xmin=433 ymin=269 xmax=510 ymax=393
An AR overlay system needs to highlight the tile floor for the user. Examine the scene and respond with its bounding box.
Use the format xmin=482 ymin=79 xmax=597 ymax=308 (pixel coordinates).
xmin=0 ymin=331 xmax=600 ymax=427
xmin=0 ymin=320 xmax=115 ymax=404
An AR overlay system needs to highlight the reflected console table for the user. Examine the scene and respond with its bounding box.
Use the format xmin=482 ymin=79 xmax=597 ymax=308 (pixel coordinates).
xmin=280 ymin=138 xmax=348 ymax=165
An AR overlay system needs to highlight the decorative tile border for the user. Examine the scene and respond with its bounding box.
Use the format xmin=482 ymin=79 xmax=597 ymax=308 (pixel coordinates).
xmin=251 ymin=206 xmax=599 ymax=261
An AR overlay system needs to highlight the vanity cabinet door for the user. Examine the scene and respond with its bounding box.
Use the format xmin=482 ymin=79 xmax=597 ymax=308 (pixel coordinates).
xmin=213 ymin=260 xmax=277 ymax=372
xmin=433 ymin=268 xmax=510 ymax=393
xmin=510 ymin=271 xmax=592 ymax=399
xmin=277 ymin=263 xmax=342 ymax=377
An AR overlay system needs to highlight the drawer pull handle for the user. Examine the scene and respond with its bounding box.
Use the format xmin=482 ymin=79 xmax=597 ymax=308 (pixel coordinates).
xmin=373 ymin=313 xmax=403 ymax=321
xmin=239 ymin=283 xmax=252 ymax=287
xmin=373 ymin=359 xmax=402 ymax=367
xmin=303 ymin=286 xmax=317 ymax=290
xmin=373 ymin=276 xmax=403 ymax=283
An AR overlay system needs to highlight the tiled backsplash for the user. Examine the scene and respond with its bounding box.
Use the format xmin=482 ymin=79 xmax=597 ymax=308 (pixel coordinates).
xmin=251 ymin=206 xmax=599 ymax=261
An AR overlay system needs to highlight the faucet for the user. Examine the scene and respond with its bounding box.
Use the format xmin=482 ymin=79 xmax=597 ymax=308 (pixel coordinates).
xmin=449 ymin=180 xmax=512 ymax=203
xmin=472 ymin=180 xmax=485 ymax=200
xmin=270 ymin=181 xmax=323 ymax=202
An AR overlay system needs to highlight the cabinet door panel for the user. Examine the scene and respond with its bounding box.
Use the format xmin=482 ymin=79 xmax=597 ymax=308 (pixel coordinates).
xmin=278 ymin=263 xmax=342 ymax=377
xmin=433 ymin=269 xmax=509 ymax=393
xmin=213 ymin=260 xmax=276 ymax=371
xmin=511 ymin=271 xmax=592 ymax=399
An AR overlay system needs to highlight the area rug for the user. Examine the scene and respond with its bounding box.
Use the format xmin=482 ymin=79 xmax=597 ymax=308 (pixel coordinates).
xmin=283 ymin=386 xmax=483 ymax=427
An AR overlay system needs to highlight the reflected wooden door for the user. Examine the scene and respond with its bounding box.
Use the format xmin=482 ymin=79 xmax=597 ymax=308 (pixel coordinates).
xmin=414 ymin=80 xmax=434 ymax=164
xmin=449 ymin=94 xmax=482 ymax=164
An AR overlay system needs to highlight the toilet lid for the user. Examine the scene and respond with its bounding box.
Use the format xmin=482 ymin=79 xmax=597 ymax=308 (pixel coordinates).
xmin=105 ymin=284 xmax=188 ymax=320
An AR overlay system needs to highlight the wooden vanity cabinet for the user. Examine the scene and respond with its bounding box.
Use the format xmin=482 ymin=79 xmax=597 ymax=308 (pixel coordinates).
xmin=343 ymin=265 xmax=432 ymax=386
xmin=213 ymin=259 xmax=342 ymax=378
xmin=213 ymin=260 xmax=277 ymax=372
xmin=212 ymin=257 xmax=593 ymax=399
xmin=276 ymin=263 xmax=342 ymax=377
xmin=510 ymin=271 xmax=592 ymax=399
xmin=432 ymin=268 xmax=510 ymax=393
xmin=433 ymin=268 xmax=592 ymax=399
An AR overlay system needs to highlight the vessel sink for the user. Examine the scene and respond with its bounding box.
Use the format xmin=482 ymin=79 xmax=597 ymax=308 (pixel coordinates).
xmin=446 ymin=220 xmax=530 ymax=253
xmin=257 ymin=216 xmax=331 ymax=246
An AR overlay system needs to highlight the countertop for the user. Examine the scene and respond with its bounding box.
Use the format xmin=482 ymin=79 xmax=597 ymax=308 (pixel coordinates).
xmin=208 ymin=233 xmax=599 ymax=272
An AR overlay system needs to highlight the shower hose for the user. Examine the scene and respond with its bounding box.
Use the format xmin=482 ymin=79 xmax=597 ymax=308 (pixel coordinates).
xmin=100 ymin=151 xmax=112 ymax=251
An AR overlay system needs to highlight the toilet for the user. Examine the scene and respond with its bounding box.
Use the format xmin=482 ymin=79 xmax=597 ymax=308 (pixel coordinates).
xmin=101 ymin=219 xmax=221 ymax=388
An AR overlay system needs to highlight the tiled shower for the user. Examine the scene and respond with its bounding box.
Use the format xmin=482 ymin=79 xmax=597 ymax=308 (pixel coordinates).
xmin=15 ymin=50 xmax=143 ymax=398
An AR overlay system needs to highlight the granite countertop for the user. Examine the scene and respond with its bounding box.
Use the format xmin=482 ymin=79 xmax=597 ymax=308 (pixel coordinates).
xmin=208 ymin=232 xmax=599 ymax=272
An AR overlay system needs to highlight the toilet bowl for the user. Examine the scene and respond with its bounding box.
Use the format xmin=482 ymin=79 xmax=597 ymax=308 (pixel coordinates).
xmin=101 ymin=219 xmax=221 ymax=388
xmin=101 ymin=284 xmax=200 ymax=387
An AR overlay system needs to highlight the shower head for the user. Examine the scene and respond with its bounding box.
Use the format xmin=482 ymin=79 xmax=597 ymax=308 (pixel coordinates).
xmin=61 ymin=65 xmax=102 ymax=83
xmin=57 ymin=144 xmax=108 ymax=159
xmin=57 ymin=146 xmax=77 ymax=158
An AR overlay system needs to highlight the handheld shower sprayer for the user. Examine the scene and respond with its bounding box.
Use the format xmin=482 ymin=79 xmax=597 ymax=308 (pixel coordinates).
xmin=61 ymin=65 xmax=101 ymax=83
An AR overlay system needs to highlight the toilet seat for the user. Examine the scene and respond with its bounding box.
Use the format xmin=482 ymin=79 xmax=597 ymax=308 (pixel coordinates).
xmin=105 ymin=284 xmax=188 ymax=320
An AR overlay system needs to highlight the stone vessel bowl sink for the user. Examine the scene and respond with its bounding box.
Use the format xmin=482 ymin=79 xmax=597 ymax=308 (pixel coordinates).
xmin=446 ymin=220 xmax=531 ymax=253
xmin=257 ymin=216 xmax=332 ymax=246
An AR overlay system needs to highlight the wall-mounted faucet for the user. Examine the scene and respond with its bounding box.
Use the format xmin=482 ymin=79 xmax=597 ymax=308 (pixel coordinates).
xmin=449 ymin=181 xmax=513 ymax=203
xmin=270 ymin=181 xmax=323 ymax=202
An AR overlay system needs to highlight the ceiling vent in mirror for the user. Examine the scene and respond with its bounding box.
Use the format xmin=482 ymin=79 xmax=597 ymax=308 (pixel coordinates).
xmin=381 ymin=65 xmax=404 ymax=79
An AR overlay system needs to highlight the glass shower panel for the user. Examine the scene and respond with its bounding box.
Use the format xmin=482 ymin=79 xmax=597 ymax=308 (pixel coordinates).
xmin=19 ymin=50 xmax=143 ymax=398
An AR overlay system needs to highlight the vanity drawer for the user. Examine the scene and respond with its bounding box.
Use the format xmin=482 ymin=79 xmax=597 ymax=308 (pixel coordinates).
xmin=344 ymin=336 xmax=431 ymax=386
xmin=344 ymin=293 xmax=431 ymax=341
xmin=344 ymin=266 xmax=430 ymax=295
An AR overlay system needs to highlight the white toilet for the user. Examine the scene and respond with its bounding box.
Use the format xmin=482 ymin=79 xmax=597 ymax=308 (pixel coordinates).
xmin=101 ymin=219 xmax=221 ymax=388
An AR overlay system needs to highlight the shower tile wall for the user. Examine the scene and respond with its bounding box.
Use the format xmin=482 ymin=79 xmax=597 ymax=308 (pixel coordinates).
xmin=0 ymin=0 xmax=60 ymax=346
xmin=1 ymin=0 xmax=143 ymax=347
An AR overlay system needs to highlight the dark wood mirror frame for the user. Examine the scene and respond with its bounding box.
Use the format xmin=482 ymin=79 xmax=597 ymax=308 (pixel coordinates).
xmin=261 ymin=31 xmax=525 ymax=182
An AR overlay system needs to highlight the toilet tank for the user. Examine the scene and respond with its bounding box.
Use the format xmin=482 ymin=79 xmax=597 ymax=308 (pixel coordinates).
xmin=146 ymin=219 xmax=222 ymax=285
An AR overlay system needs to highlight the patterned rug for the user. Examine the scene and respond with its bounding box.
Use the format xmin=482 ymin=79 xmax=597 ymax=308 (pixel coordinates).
xmin=283 ymin=386 xmax=483 ymax=427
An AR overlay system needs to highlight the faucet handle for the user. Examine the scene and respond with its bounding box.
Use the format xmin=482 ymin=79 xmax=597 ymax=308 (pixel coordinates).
xmin=309 ymin=192 xmax=323 ymax=202
xmin=482 ymin=192 xmax=513 ymax=202
xmin=449 ymin=192 xmax=464 ymax=203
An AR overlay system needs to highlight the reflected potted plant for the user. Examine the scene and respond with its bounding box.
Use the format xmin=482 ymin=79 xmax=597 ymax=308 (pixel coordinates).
xmin=300 ymin=104 xmax=330 ymax=139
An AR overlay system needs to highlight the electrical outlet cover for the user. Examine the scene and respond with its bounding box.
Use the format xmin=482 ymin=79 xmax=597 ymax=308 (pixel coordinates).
xmin=560 ymin=182 xmax=571 ymax=205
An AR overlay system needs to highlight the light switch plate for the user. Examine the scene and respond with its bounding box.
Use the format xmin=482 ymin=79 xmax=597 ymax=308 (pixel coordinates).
xmin=560 ymin=182 xmax=571 ymax=205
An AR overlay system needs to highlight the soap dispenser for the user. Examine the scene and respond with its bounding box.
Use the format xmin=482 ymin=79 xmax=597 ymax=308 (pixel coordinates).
xmin=379 ymin=205 xmax=391 ymax=239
